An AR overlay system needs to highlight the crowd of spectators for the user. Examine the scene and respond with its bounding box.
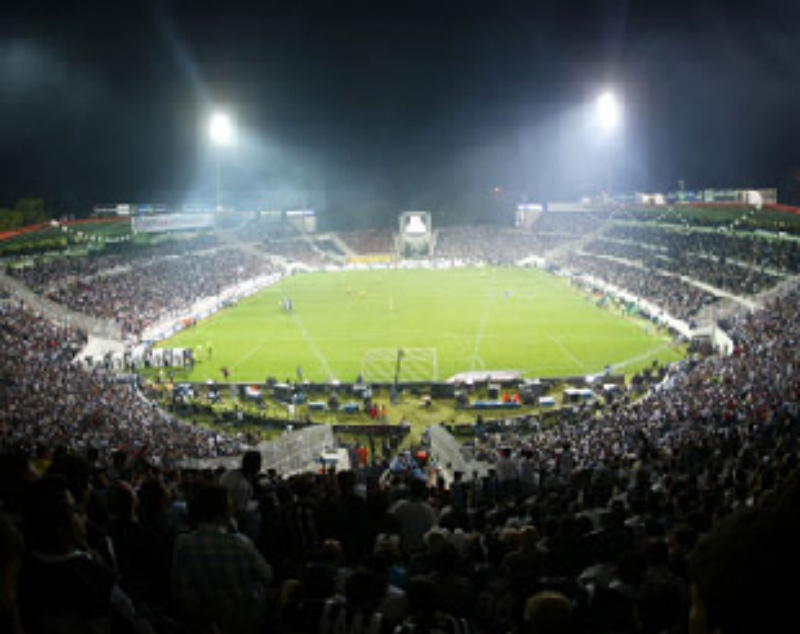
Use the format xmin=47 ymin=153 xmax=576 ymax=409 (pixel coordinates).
xmin=339 ymin=229 xmax=396 ymax=255
xmin=564 ymin=253 xmax=719 ymax=324
xmin=6 ymin=234 xmax=222 ymax=294
xmin=39 ymin=249 xmax=276 ymax=337
xmin=225 ymin=217 xmax=335 ymax=266
xmin=233 ymin=218 xmax=300 ymax=244
xmin=434 ymin=226 xmax=551 ymax=264
xmin=261 ymin=238 xmax=332 ymax=268
xmin=1 ymin=283 xmax=799 ymax=632
xmin=0 ymin=303 xmax=252 ymax=467
xmin=601 ymin=224 xmax=797 ymax=282
xmin=530 ymin=211 xmax=611 ymax=237
xmin=2 ymin=219 xmax=800 ymax=633
xmin=433 ymin=213 xmax=611 ymax=264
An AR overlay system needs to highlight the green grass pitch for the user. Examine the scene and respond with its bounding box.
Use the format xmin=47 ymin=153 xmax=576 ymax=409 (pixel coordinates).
xmin=155 ymin=267 xmax=684 ymax=383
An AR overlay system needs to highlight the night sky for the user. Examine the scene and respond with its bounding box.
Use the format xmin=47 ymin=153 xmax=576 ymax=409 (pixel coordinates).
xmin=2 ymin=0 xmax=799 ymax=227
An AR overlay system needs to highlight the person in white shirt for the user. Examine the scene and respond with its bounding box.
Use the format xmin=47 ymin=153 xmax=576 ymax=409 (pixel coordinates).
xmin=390 ymin=478 xmax=437 ymax=557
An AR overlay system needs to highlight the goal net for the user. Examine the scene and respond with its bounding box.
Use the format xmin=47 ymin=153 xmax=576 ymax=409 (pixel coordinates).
xmin=361 ymin=348 xmax=438 ymax=383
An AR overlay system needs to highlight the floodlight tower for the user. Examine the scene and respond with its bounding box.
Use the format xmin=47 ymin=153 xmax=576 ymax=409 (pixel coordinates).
xmin=209 ymin=112 xmax=235 ymax=211
xmin=595 ymin=91 xmax=623 ymax=200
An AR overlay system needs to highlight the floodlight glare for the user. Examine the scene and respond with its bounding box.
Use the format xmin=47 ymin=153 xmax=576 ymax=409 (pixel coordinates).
xmin=596 ymin=92 xmax=621 ymax=131
xmin=208 ymin=111 xmax=236 ymax=210
xmin=209 ymin=112 xmax=234 ymax=146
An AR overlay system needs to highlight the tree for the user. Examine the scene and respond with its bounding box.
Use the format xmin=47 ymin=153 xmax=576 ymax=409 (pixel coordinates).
xmin=15 ymin=198 xmax=46 ymax=225
xmin=0 ymin=209 xmax=24 ymax=231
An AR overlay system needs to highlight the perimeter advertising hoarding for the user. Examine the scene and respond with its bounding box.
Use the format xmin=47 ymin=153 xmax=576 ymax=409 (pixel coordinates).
xmin=700 ymin=189 xmax=778 ymax=204
xmin=285 ymin=209 xmax=316 ymax=233
xmin=346 ymin=254 xmax=395 ymax=265
xmin=132 ymin=213 xmax=215 ymax=234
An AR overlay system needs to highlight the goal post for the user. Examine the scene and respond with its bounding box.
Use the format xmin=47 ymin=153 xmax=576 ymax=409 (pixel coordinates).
xmin=361 ymin=348 xmax=438 ymax=383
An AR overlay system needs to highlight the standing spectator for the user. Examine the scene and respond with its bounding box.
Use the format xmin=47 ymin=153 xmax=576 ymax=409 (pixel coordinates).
xmin=219 ymin=450 xmax=262 ymax=540
xmin=327 ymin=470 xmax=372 ymax=565
xmin=136 ymin=476 xmax=176 ymax=613
xmin=391 ymin=479 xmax=437 ymax=558
xmin=423 ymin=541 xmax=476 ymax=623
xmin=172 ymin=484 xmax=273 ymax=634
xmin=496 ymin=447 xmax=519 ymax=498
xmin=282 ymin=474 xmax=321 ymax=564
xmin=106 ymin=480 xmax=152 ymax=608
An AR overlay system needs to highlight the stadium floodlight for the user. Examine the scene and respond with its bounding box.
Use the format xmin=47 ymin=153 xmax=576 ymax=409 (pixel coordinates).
xmin=596 ymin=91 xmax=621 ymax=132
xmin=209 ymin=111 xmax=236 ymax=211
xmin=209 ymin=112 xmax=235 ymax=147
xmin=593 ymin=90 xmax=623 ymax=199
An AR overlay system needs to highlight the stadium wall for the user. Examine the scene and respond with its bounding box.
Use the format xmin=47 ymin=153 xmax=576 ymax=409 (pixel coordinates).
xmin=428 ymin=424 xmax=490 ymax=483
xmin=180 ymin=424 xmax=334 ymax=474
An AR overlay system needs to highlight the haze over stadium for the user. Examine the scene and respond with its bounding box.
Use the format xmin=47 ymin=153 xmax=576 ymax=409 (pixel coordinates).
xmin=1 ymin=0 xmax=799 ymax=221
xmin=2 ymin=2 xmax=800 ymax=634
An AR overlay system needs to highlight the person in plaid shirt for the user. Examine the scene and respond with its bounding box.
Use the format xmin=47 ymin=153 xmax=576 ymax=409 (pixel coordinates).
xmin=172 ymin=483 xmax=273 ymax=634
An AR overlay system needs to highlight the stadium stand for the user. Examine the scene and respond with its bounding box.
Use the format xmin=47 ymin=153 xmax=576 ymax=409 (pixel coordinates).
xmin=2 ymin=211 xmax=800 ymax=633
xmin=338 ymin=229 xmax=396 ymax=256
xmin=10 ymin=248 xmax=277 ymax=337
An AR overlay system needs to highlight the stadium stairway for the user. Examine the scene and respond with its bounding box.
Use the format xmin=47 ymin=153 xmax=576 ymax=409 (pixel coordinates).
xmin=213 ymin=227 xmax=272 ymax=261
xmin=327 ymin=233 xmax=355 ymax=257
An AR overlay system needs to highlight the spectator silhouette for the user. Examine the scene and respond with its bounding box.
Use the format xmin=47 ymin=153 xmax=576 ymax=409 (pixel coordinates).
xmin=172 ymin=483 xmax=273 ymax=634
